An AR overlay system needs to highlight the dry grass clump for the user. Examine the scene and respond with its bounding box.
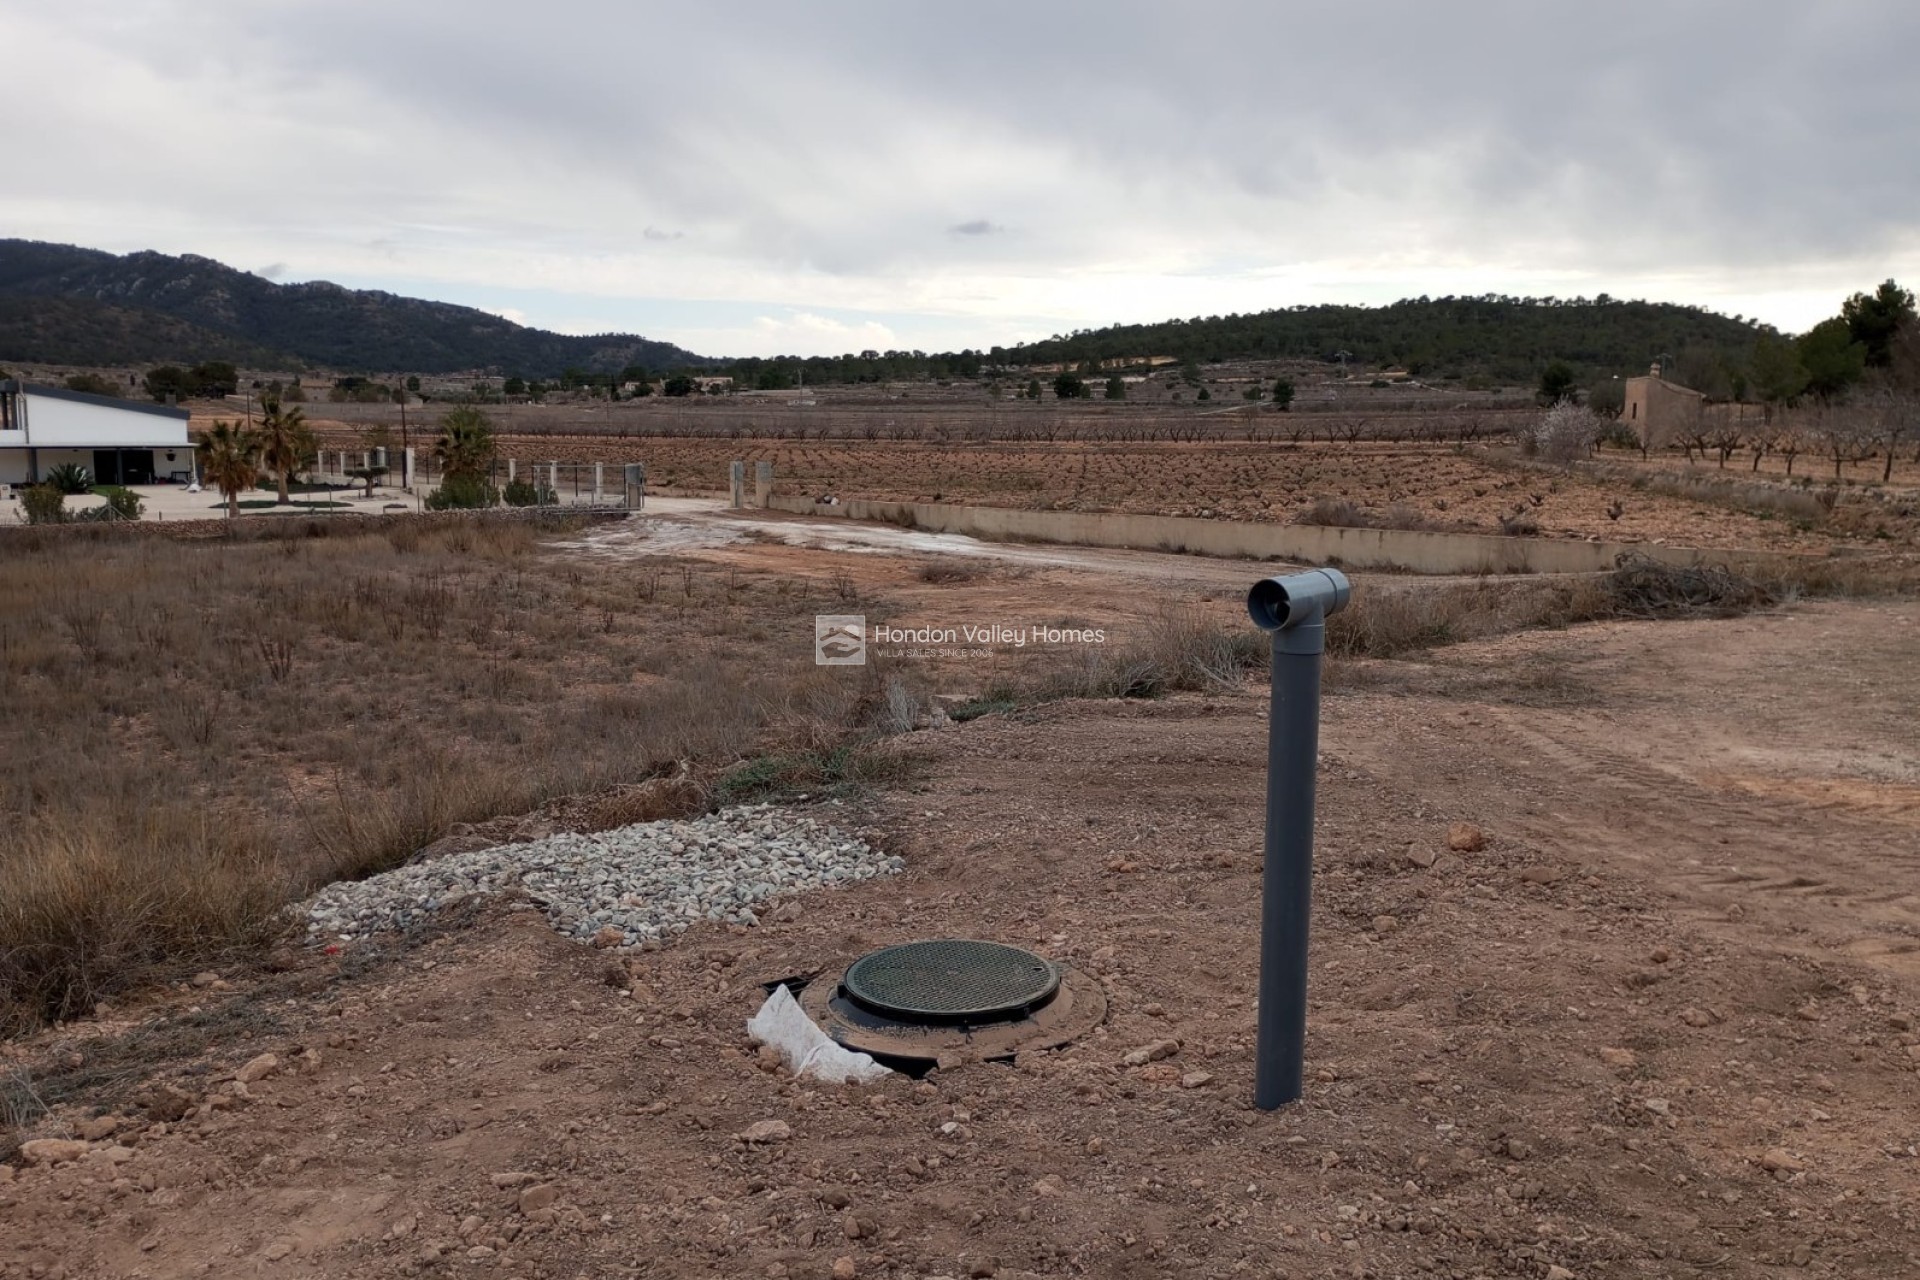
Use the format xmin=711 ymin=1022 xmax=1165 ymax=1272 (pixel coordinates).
xmin=1553 ymin=457 xmax=1885 ymax=531
xmin=968 ymin=608 xmax=1269 ymax=709
xmin=1749 ymin=553 xmax=1920 ymax=598
xmin=976 ymin=558 xmax=1806 ymax=715
xmin=916 ymin=558 xmax=985 ymax=584
xmin=1055 ymin=609 xmax=1268 ymax=699
xmin=1321 ymin=552 xmax=1880 ymax=661
xmin=1294 ymin=497 xmax=1434 ymax=531
xmin=1496 ymin=508 xmax=1541 ymax=536
xmin=1625 ymin=469 xmax=1832 ymax=524
xmin=1326 ymin=578 xmax=1610 ymax=658
xmin=1324 ymin=560 xmax=1781 ymax=660
xmin=0 ymin=813 xmax=288 ymax=1031
xmin=0 ymin=515 xmax=918 ymax=1031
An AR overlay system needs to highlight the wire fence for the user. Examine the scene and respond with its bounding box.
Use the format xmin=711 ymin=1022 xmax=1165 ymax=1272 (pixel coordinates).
xmin=311 ymin=450 xmax=646 ymax=511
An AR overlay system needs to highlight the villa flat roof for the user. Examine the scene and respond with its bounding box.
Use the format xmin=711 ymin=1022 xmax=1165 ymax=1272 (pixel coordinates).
xmin=0 ymin=442 xmax=197 ymax=450
xmin=1 ymin=379 xmax=193 ymax=421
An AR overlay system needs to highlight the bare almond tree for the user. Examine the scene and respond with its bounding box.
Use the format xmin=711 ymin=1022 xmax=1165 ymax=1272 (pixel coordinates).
xmin=1883 ymin=323 xmax=1920 ymax=479
xmin=1709 ymin=422 xmax=1744 ymax=468
xmin=1853 ymin=384 xmax=1905 ymax=483
xmin=1806 ymin=402 xmax=1875 ymax=481
xmin=1775 ymin=420 xmax=1805 ymax=476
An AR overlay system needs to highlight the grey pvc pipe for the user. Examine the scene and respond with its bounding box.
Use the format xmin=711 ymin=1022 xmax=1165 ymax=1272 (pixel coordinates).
xmin=1246 ymin=567 xmax=1349 ymax=1110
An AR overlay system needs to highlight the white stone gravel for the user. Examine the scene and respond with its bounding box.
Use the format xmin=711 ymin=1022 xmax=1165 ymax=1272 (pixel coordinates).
xmin=301 ymin=805 xmax=902 ymax=948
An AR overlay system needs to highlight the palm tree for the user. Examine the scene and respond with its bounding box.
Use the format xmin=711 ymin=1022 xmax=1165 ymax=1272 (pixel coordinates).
xmin=433 ymin=406 xmax=496 ymax=480
xmin=257 ymin=400 xmax=315 ymax=504
xmin=197 ymin=420 xmax=262 ymax=518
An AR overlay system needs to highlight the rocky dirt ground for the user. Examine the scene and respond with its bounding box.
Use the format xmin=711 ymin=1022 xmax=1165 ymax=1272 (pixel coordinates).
xmin=4 ymin=594 xmax=1918 ymax=1280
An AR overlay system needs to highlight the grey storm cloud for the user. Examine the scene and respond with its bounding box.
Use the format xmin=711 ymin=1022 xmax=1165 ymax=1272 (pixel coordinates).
xmin=4 ymin=0 xmax=1918 ymax=347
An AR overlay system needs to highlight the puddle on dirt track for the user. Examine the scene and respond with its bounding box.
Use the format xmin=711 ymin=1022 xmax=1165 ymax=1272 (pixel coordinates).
xmin=543 ymin=504 xmax=1312 ymax=588
xmin=549 ymin=510 xmax=1027 ymax=563
xmin=546 ymin=516 xmax=749 ymax=559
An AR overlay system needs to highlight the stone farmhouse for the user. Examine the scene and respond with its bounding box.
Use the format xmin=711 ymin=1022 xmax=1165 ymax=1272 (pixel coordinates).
xmin=1622 ymin=362 xmax=1765 ymax=449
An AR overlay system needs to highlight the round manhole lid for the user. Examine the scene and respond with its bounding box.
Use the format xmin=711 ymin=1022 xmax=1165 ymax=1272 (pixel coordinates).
xmin=842 ymin=940 xmax=1060 ymax=1023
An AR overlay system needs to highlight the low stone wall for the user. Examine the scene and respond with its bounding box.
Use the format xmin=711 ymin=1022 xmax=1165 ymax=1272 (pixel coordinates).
xmin=0 ymin=505 xmax=619 ymax=547
xmin=762 ymin=494 xmax=1814 ymax=576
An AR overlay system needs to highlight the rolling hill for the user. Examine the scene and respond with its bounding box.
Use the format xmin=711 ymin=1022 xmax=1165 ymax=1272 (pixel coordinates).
xmin=0 ymin=239 xmax=708 ymax=376
xmin=2 ymin=238 xmax=1787 ymax=391
xmin=1001 ymin=295 xmax=1780 ymax=383
xmin=718 ymin=296 xmax=1784 ymax=388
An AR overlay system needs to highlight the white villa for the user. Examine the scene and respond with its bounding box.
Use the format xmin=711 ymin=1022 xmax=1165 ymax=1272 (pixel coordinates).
xmin=0 ymin=380 xmax=195 ymax=486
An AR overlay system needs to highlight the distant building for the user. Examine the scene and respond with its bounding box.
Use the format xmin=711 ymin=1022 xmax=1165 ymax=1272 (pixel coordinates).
xmin=1622 ymin=362 xmax=1767 ymax=449
xmin=0 ymin=380 xmax=195 ymax=486
xmin=1621 ymin=362 xmax=1705 ymax=448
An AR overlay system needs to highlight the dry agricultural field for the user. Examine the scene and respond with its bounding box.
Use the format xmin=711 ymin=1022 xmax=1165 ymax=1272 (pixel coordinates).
xmin=288 ymin=399 xmax=1920 ymax=553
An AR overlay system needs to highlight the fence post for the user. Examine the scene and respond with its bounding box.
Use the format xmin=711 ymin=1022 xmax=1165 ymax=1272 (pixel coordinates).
xmin=403 ymin=447 xmax=414 ymax=492
xmin=730 ymin=460 xmax=746 ymax=508
xmin=593 ymin=462 xmax=604 ymax=505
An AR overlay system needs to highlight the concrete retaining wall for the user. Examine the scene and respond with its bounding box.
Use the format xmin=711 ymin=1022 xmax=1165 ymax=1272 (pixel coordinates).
xmin=763 ymin=494 xmax=1814 ymax=576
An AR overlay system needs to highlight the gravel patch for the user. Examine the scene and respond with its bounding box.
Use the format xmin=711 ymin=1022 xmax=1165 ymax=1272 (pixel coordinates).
xmin=302 ymin=805 xmax=902 ymax=948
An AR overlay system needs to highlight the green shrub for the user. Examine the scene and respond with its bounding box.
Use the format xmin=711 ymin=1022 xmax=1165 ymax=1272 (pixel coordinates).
xmin=710 ymin=744 xmax=918 ymax=806
xmin=84 ymin=487 xmax=143 ymax=522
xmin=63 ymin=373 xmax=121 ymax=397
xmin=44 ymin=464 xmax=93 ymax=496
xmin=1596 ymin=420 xmax=1640 ymax=451
xmin=424 ymin=473 xmax=498 ymax=510
xmin=21 ymin=485 xmax=67 ymax=525
xmin=502 ymin=477 xmax=554 ymax=507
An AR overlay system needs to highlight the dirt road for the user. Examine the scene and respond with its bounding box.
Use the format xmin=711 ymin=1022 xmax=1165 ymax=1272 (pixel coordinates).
xmin=556 ymin=497 xmax=1330 ymax=591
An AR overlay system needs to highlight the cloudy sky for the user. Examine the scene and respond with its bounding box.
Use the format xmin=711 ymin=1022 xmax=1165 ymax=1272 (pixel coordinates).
xmin=5 ymin=1 xmax=1917 ymax=357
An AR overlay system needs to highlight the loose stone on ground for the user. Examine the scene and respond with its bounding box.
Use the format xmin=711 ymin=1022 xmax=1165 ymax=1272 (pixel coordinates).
xmin=302 ymin=805 xmax=903 ymax=949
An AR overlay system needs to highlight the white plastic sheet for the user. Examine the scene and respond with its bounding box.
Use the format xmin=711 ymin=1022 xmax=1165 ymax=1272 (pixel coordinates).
xmin=746 ymin=985 xmax=893 ymax=1085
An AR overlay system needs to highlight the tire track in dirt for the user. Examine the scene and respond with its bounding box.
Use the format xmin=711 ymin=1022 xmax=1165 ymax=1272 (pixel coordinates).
xmin=1330 ymin=602 xmax=1920 ymax=980
xmin=1480 ymin=713 xmax=1920 ymax=953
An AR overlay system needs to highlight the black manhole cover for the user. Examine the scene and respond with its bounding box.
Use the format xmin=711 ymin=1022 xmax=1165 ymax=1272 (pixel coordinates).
xmin=842 ymin=940 xmax=1060 ymax=1023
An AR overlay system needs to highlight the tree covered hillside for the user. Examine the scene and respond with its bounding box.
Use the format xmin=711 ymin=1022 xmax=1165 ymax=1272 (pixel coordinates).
xmin=1010 ymin=296 xmax=1776 ymax=382
xmin=717 ymin=296 xmax=1781 ymax=389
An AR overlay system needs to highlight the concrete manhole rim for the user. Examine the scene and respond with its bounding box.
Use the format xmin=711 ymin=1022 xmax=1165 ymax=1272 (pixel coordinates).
xmin=799 ymin=950 xmax=1107 ymax=1065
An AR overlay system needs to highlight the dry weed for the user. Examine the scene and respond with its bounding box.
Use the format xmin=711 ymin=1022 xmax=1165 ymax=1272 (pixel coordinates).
xmin=0 ymin=514 xmax=916 ymax=1029
xmin=0 ymin=812 xmax=288 ymax=1032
